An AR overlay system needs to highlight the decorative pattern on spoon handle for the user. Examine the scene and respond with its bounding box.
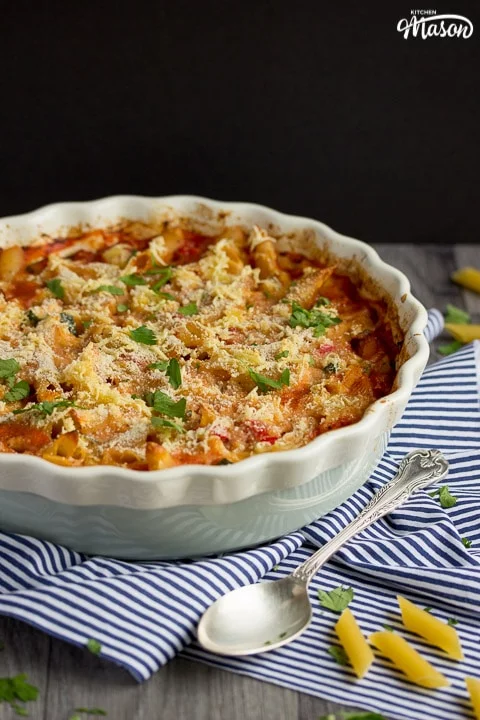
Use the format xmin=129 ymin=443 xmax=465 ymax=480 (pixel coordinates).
xmin=292 ymin=449 xmax=448 ymax=586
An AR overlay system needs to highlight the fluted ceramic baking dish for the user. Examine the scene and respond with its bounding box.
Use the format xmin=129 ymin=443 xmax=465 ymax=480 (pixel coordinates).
xmin=0 ymin=196 xmax=429 ymax=558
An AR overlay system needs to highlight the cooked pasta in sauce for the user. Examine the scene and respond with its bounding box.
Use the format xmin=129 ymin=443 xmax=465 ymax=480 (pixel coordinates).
xmin=0 ymin=221 xmax=402 ymax=469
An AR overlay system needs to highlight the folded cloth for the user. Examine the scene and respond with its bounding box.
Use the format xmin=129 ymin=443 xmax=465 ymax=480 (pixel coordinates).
xmin=1 ymin=309 xmax=479 ymax=720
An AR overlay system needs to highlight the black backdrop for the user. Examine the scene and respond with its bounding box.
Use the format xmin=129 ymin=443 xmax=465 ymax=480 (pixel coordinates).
xmin=0 ymin=1 xmax=479 ymax=244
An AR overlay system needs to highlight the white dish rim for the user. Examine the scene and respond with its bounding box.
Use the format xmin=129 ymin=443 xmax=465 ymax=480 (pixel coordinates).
xmin=0 ymin=195 xmax=429 ymax=508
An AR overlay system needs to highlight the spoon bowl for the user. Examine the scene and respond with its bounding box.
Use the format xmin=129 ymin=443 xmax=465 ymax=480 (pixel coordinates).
xmin=197 ymin=449 xmax=449 ymax=657
xmin=197 ymin=577 xmax=312 ymax=655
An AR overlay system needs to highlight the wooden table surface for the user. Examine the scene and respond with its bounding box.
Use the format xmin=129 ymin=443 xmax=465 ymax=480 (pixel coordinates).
xmin=1 ymin=243 xmax=479 ymax=720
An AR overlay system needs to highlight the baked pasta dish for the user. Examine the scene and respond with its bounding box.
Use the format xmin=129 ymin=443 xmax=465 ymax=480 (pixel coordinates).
xmin=0 ymin=220 xmax=402 ymax=469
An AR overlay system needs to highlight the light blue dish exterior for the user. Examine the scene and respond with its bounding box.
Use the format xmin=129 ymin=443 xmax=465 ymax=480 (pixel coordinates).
xmin=0 ymin=434 xmax=388 ymax=559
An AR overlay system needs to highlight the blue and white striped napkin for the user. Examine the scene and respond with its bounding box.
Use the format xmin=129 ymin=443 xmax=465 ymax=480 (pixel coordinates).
xmin=1 ymin=309 xmax=480 ymax=720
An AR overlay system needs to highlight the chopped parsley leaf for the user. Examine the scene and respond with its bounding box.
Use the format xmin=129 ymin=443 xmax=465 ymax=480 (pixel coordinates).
xmin=215 ymin=458 xmax=232 ymax=465
xmin=86 ymin=638 xmax=102 ymax=655
xmin=327 ymin=645 xmax=349 ymax=666
xmin=438 ymin=340 xmax=463 ymax=356
xmin=4 ymin=380 xmax=30 ymax=403
xmin=462 ymin=537 xmax=473 ymax=548
xmin=444 ymin=304 xmax=470 ymax=325
xmin=323 ymin=361 xmax=339 ymax=375
xmin=308 ymin=355 xmax=316 ymax=366
xmin=289 ymin=301 xmax=341 ymax=337
xmin=83 ymin=320 xmax=93 ymax=330
xmin=0 ymin=673 xmax=39 ymax=716
xmin=166 ymin=358 xmax=181 ymax=389
xmin=429 ymin=485 xmax=458 ymax=508
xmin=423 ymin=607 xmax=433 ymax=613
xmin=447 ymin=617 xmax=458 ymax=626
xmin=316 ymin=296 xmax=331 ymax=306
xmin=71 ymin=709 xmax=107 ymax=717
xmin=178 ymin=302 xmax=198 ymax=316
xmin=156 ymin=291 xmax=177 ymax=301
xmin=148 ymin=358 xmax=182 ymax=388
xmin=13 ymin=399 xmax=76 ymax=416
xmin=93 ymin=285 xmax=124 ymax=296
xmin=45 ymin=277 xmax=65 ymax=299
xmin=274 ymin=350 xmax=289 ymax=360
xmin=116 ymin=304 xmax=128 ymax=313
xmin=129 ymin=326 xmax=157 ymax=345
xmin=148 ymin=266 xmax=172 ymax=288
xmin=145 ymin=390 xmax=186 ymax=419
xmin=60 ymin=312 xmax=77 ymax=335
xmin=383 ymin=624 xmax=394 ymax=632
xmin=151 ymin=417 xmax=184 ymax=433
xmin=249 ymin=368 xmax=290 ymax=393
xmin=318 ymin=585 xmax=354 ymax=612
xmin=119 ymin=273 xmax=147 ymax=286
xmin=0 ymin=359 xmax=20 ymax=379
xmin=26 ymin=309 xmax=40 ymax=326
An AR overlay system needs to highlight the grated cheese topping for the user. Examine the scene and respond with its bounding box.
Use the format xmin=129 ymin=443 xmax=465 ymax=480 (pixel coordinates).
xmin=0 ymin=221 xmax=401 ymax=469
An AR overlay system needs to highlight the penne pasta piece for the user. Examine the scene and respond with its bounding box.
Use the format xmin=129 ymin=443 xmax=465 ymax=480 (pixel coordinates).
xmin=146 ymin=442 xmax=177 ymax=470
xmin=397 ymin=595 xmax=463 ymax=660
xmin=0 ymin=246 xmax=25 ymax=281
xmin=369 ymin=631 xmax=450 ymax=688
xmin=445 ymin=323 xmax=480 ymax=343
xmin=466 ymin=677 xmax=480 ymax=720
xmin=451 ymin=267 xmax=480 ymax=294
xmin=335 ymin=608 xmax=374 ymax=678
xmin=286 ymin=267 xmax=335 ymax=309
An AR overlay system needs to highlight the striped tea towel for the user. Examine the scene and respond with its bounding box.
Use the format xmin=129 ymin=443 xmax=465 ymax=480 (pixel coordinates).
xmin=1 ymin=309 xmax=480 ymax=720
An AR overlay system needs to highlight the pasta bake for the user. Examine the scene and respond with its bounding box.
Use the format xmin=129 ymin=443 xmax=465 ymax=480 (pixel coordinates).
xmin=0 ymin=220 xmax=402 ymax=469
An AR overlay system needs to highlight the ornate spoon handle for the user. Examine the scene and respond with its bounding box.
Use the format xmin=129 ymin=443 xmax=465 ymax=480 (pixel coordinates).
xmin=291 ymin=449 xmax=448 ymax=586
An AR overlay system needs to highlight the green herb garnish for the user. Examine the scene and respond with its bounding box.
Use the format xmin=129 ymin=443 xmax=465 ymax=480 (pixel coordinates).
xmin=0 ymin=673 xmax=39 ymax=716
xmin=323 ymin=361 xmax=339 ymax=375
xmin=147 ymin=358 xmax=182 ymax=389
xmin=13 ymin=399 xmax=76 ymax=416
xmin=429 ymin=485 xmax=458 ymax=509
xmin=318 ymin=585 xmax=354 ymax=612
xmin=129 ymin=326 xmax=157 ymax=345
xmin=4 ymin=381 xmax=30 ymax=403
xmin=274 ymin=350 xmax=289 ymax=360
xmin=26 ymin=309 xmax=40 ymax=327
xmin=93 ymin=285 xmax=124 ymax=296
xmin=145 ymin=390 xmax=186 ymax=419
xmin=0 ymin=359 xmax=20 ymax=379
xmin=156 ymin=292 xmax=177 ymax=301
xmin=70 ymin=709 xmax=107 ymax=718
xmin=316 ymin=296 xmax=331 ymax=306
xmin=423 ymin=607 xmax=433 ymax=613
xmin=447 ymin=617 xmax=458 ymax=626
xmin=119 ymin=273 xmax=147 ymax=286
xmin=438 ymin=340 xmax=463 ymax=356
xmin=178 ymin=302 xmax=198 ymax=316
xmin=60 ymin=312 xmax=77 ymax=335
xmin=45 ymin=278 xmax=65 ymax=299
xmin=116 ymin=304 xmax=128 ymax=313
xmin=249 ymin=368 xmax=290 ymax=393
xmin=462 ymin=537 xmax=473 ymax=548
xmin=444 ymin=304 xmax=470 ymax=325
xmin=149 ymin=267 xmax=172 ymax=290
xmin=151 ymin=417 xmax=184 ymax=433
xmin=289 ymin=301 xmax=341 ymax=337
xmin=86 ymin=639 xmax=102 ymax=655
xmin=216 ymin=458 xmax=233 ymax=465
xmin=327 ymin=645 xmax=349 ymax=666
xmin=383 ymin=624 xmax=394 ymax=632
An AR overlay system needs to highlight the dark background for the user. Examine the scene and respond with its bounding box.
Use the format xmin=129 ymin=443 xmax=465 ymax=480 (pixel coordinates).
xmin=0 ymin=1 xmax=478 ymax=244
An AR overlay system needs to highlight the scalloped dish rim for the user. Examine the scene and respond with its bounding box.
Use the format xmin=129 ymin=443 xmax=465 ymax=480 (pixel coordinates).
xmin=0 ymin=195 xmax=429 ymax=508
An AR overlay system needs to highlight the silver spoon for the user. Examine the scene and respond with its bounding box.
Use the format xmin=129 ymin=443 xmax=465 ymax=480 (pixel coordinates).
xmin=197 ymin=448 xmax=448 ymax=656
